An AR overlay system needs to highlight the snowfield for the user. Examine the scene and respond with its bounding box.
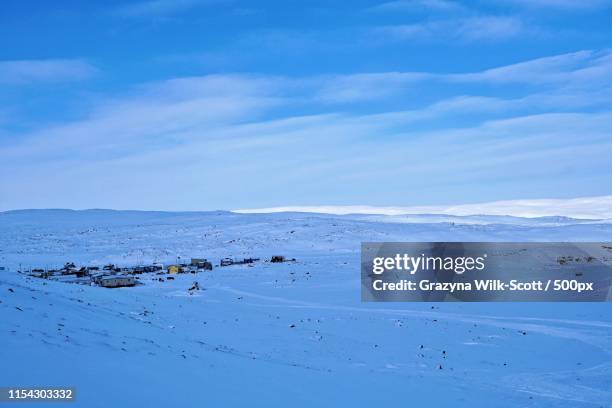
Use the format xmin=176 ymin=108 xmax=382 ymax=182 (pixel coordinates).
xmin=1 ymin=209 xmax=611 ymax=407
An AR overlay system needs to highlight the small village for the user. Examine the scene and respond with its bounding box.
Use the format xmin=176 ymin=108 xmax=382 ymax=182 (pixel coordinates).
xmin=20 ymin=255 xmax=294 ymax=288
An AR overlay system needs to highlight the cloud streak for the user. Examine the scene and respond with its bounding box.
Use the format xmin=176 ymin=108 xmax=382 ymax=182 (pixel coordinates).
xmin=497 ymin=0 xmax=611 ymax=10
xmin=378 ymin=16 xmax=528 ymax=41
xmin=1 ymin=50 xmax=611 ymax=210
xmin=369 ymin=0 xmax=465 ymax=13
xmin=112 ymin=0 xmax=223 ymax=17
xmin=0 ymin=59 xmax=96 ymax=85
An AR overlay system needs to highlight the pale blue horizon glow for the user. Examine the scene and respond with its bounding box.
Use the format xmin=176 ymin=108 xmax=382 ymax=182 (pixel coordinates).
xmin=1 ymin=1 xmax=611 ymax=211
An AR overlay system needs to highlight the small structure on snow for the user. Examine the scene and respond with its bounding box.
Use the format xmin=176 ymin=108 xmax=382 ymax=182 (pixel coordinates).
xmin=97 ymin=276 xmax=136 ymax=288
xmin=270 ymin=256 xmax=296 ymax=263
xmin=167 ymin=265 xmax=182 ymax=274
xmin=220 ymin=257 xmax=259 ymax=267
xmin=191 ymin=258 xmax=213 ymax=271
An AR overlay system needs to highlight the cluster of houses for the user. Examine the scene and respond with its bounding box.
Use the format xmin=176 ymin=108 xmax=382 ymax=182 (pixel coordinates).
xmin=22 ymin=255 xmax=294 ymax=288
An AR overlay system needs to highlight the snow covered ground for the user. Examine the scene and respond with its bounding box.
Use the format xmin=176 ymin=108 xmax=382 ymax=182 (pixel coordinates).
xmin=1 ymin=209 xmax=611 ymax=407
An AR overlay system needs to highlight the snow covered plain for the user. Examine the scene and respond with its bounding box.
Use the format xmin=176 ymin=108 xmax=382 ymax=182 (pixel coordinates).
xmin=1 ymin=209 xmax=611 ymax=407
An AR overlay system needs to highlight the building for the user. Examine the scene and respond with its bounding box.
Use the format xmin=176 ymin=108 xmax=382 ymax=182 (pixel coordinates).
xmin=190 ymin=258 xmax=206 ymax=265
xmin=194 ymin=260 xmax=213 ymax=270
xmin=189 ymin=258 xmax=212 ymax=270
xmin=98 ymin=276 xmax=136 ymax=288
xmin=75 ymin=267 xmax=88 ymax=278
xmin=30 ymin=269 xmax=48 ymax=278
xmin=184 ymin=265 xmax=198 ymax=273
xmin=220 ymin=258 xmax=234 ymax=267
xmin=167 ymin=265 xmax=182 ymax=274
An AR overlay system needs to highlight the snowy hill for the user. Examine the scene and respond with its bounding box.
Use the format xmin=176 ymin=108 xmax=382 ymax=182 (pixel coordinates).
xmin=1 ymin=209 xmax=611 ymax=407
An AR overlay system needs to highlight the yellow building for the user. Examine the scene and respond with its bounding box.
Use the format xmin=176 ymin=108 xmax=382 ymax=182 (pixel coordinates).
xmin=167 ymin=265 xmax=181 ymax=274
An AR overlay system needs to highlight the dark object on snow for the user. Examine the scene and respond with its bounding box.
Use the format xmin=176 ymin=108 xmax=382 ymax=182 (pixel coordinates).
xmin=191 ymin=258 xmax=213 ymax=270
xmin=75 ymin=267 xmax=89 ymax=278
xmin=238 ymin=258 xmax=258 ymax=264
xmin=199 ymin=262 xmax=213 ymax=271
xmin=270 ymin=256 xmax=296 ymax=263
xmin=220 ymin=258 xmax=234 ymax=267
xmin=60 ymin=262 xmax=78 ymax=275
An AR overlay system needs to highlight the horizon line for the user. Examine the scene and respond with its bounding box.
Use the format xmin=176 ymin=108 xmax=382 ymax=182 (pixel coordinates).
xmin=2 ymin=194 xmax=612 ymax=220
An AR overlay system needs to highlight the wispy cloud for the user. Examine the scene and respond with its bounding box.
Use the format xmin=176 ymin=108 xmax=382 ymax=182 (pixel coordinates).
xmin=312 ymin=49 xmax=612 ymax=104
xmin=1 ymin=74 xmax=285 ymax=163
xmin=2 ymin=50 xmax=612 ymax=210
xmin=497 ymin=0 xmax=611 ymax=10
xmin=450 ymin=49 xmax=612 ymax=84
xmin=112 ymin=0 xmax=222 ymax=17
xmin=0 ymin=59 xmax=96 ymax=85
xmin=369 ymin=0 xmax=465 ymax=13
xmin=377 ymin=16 xmax=527 ymax=41
xmin=4 ymin=49 xmax=611 ymax=157
xmin=313 ymin=72 xmax=430 ymax=103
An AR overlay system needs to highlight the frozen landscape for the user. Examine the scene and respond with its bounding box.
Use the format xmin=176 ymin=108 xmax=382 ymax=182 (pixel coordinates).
xmin=1 ymin=209 xmax=612 ymax=407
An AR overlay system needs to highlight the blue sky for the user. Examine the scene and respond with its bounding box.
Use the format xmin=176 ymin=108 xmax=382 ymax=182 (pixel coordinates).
xmin=1 ymin=0 xmax=611 ymax=211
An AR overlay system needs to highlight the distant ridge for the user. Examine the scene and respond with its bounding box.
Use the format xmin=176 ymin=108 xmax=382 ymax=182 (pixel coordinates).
xmin=234 ymin=195 xmax=612 ymax=219
xmin=3 ymin=195 xmax=611 ymax=220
